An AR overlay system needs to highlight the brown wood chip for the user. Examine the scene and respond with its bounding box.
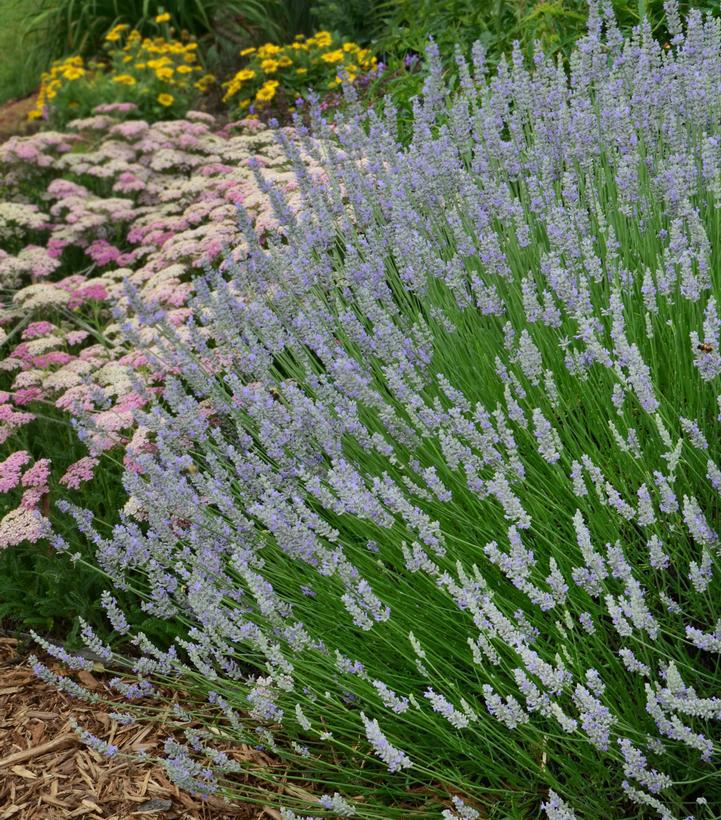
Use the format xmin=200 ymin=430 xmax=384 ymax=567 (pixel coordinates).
xmin=132 ymin=798 xmax=173 ymax=814
xmin=0 ymin=735 xmax=77 ymax=768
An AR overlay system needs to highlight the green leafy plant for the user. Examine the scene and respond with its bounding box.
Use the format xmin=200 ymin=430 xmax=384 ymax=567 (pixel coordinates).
xmin=29 ymin=19 xmax=212 ymax=126
xmin=16 ymin=0 xmax=295 ymax=87
xmin=222 ymin=31 xmax=378 ymax=119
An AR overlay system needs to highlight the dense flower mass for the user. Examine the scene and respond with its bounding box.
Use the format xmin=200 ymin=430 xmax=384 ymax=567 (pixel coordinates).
xmin=0 ymin=108 xmax=317 ymax=547
xmin=29 ymin=22 xmax=212 ymax=125
xmin=24 ymin=1 xmax=721 ymax=817
xmin=223 ymin=31 xmax=379 ymax=117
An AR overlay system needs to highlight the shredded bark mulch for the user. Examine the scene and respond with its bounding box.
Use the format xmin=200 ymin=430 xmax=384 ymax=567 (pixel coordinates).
xmin=0 ymin=637 xmax=271 ymax=820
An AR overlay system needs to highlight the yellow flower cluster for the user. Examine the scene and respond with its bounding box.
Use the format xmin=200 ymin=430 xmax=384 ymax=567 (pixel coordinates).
xmin=29 ymin=23 xmax=214 ymax=124
xmin=106 ymin=25 xmax=208 ymax=94
xmin=222 ymin=31 xmax=377 ymax=115
xmin=29 ymin=56 xmax=86 ymax=120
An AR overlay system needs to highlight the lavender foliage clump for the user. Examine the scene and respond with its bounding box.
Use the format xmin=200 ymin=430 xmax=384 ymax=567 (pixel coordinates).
xmin=58 ymin=3 xmax=721 ymax=815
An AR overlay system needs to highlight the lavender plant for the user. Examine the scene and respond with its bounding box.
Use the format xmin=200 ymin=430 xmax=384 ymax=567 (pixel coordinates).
xmin=51 ymin=1 xmax=721 ymax=815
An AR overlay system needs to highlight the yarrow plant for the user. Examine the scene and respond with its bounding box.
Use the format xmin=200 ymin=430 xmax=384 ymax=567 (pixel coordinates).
xmin=0 ymin=108 xmax=318 ymax=550
xmin=222 ymin=31 xmax=379 ymax=119
xmin=29 ymin=15 xmax=213 ymax=126
xmin=30 ymin=0 xmax=721 ymax=816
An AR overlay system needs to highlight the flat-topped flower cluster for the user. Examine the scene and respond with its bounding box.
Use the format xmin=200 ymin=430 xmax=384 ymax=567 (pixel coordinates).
xmin=0 ymin=104 xmax=319 ymax=548
xmin=29 ymin=1 xmax=721 ymax=817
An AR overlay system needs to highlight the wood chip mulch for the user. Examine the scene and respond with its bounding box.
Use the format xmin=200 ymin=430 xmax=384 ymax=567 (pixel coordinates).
xmin=0 ymin=637 xmax=273 ymax=820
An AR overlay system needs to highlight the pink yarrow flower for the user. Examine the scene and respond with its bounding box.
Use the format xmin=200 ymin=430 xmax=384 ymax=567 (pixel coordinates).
xmin=0 ymin=451 xmax=32 ymax=492
xmin=0 ymin=507 xmax=51 ymax=549
xmin=60 ymin=456 xmax=99 ymax=489
xmin=22 ymin=321 xmax=55 ymax=340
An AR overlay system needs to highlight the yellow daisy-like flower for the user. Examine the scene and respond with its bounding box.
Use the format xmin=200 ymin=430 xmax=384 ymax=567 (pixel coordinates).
xmin=296 ymin=67 xmax=308 ymax=75
xmin=155 ymin=12 xmax=171 ymax=23
xmin=105 ymin=23 xmax=129 ymax=42
xmin=258 ymin=43 xmax=282 ymax=58
xmin=321 ymin=49 xmax=344 ymax=64
xmin=157 ymin=92 xmax=174 ymax=106
xmin=239 ymin=46 xmax=256 ymax=56
xmin=277 ymin=55 xmax=292 ymax=67
xmin=343 ymin=42 xmax=358 ymax=52
xmin=156 ymin=66 xmax=174 ymax=81
xmin=112 ymin=74 xmax=137 ymax=85
xmin=255 ymin=82 xmax=277 ymax=102
xmin=62 ymin=66 xmax=85 ymax=80
xmin=176 ymin=64 xmax=193 ymax=74
xmin=313 ymin=31 xmax=333 ymax=48
xmin=236 ymin=69 xmax=256 ymax=81
xmin=261 ymin=58 xmax=279 ymax=73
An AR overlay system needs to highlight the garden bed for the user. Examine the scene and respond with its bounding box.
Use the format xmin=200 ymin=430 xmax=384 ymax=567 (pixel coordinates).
xmin=0 ymin=637 xmax=262 ymax=820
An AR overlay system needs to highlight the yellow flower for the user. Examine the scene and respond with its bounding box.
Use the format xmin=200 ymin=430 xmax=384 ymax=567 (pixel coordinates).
xmin=195 ymin=73 xmax=216 ymax=92
xmin=176 ymin=64 xmax=193 ymax=74
xmin=277 ymin=55 xmax=292 ymax=67
xmin=321 ymin=49 xmax=344 ymax=64
xmin=157 ymin=92 xmax=174 ymax=106
xmin=313 ymin=31 xmax=333 ymax=48
xmin=28 ymin=109 xmax=42 ymax=121
xmin=343 ymin=42 xmax=358 ymax=52
xmin=258 ymin=43 xmax=282 ymax=58
xmin=105 ymin=24 xmax=128 ymax=42
xmin=239 ymin=46 xmax=256 ymax=56
xmin=255 ymin=84 xmax=276 ymax=102
xmin=62 ymin=66 xmax=85 ymax=80
xmin=261 ymin=58 xmax=279 ymax=73
xmin=296 ymin=67 xmax=307 ymax=75
xmin=112 ymin=74 xmax=137 ymax=85
xmin=155 ymin=12 xmax=171 ymax=23
xmin=236 ymin=68 xmax=256 ymax=81
xmin=134 ymin=63 xmax=147 ymax=69
xmin=156 ymin=66 xmax=174 ymax=81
